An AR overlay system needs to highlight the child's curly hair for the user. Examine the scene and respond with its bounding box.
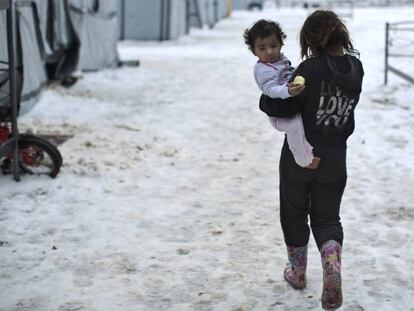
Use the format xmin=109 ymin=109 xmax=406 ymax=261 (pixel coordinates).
xmin=300 ymin=10 xmax=359 ymax=59
xmin=244 ymin=19 xmax=286 ymax=53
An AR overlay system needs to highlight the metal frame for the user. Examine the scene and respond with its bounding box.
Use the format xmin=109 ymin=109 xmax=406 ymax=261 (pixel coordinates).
xmin=0 ymin=0 xmax=20 ymax=181
xmin=385 ymin=20 xmax=414 ymax=85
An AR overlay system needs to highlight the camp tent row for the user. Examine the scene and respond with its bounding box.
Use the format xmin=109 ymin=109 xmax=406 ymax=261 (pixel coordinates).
xmin=119 ymin=0 xmax=231 ymax=41
xmin=120 ymin=0 xmax=188 ymax=41
xmin=0 ymin=0 xmax=232 ymax=117
xmin=0 ymin=0 xmax=120 ymax=116
xmin=188 ymin=0 xmax=231 ymax=29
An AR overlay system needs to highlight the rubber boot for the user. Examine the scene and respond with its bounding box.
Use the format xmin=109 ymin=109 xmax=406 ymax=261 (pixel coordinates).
xmin=283 ymin=245 xmax=307 ymax=289
xmin=320 ymin=240 xmax=343 ymax=310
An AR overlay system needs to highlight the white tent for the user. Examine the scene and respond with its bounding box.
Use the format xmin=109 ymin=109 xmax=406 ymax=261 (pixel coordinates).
xmin=120 ymin=0 xmax=187 ymax=41
xmin=0 ymin=1 xmax=47 ymax=116
xmin=38 ymin=0 xmax=80 ymax=83
xmin=189 ymin=0 xmax=230 ymax=28
xmin=69 ymin=0 xmax=120 ymax=71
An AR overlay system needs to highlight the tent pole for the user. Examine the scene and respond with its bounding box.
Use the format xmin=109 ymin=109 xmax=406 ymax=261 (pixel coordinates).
xmin=120 ymin=0 xmax=125 ymax=40
xmin=185 ymin=0 xmax=190 ymax=34
xmin=165 ymin=0 xmax=171 ymax=40
xmin=160 ymin=0 xmax=165 ymax=41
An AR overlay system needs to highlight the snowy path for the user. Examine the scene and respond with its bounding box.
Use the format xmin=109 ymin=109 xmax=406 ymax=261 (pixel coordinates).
xmin=1 ymin=6 xmax=414 ymax=311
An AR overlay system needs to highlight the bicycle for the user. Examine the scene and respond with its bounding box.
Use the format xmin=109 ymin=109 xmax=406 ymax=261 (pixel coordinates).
xmin=0 ymin=124 xmax=62 ymax=178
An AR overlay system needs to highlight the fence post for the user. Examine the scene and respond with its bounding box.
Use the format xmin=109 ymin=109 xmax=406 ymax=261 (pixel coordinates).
xmin=384 ymin=22 xmax=389 ymax=85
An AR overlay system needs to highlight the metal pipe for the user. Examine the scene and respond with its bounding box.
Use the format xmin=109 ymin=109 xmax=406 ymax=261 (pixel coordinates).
xmin=388 ymin=65 xmax=414 ymax=84
xmin=6 ymin=0 xmax=20 ymax=181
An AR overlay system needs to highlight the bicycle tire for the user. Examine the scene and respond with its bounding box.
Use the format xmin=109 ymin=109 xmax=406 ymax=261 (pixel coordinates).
xmin=18 ymin=134 xmax=62 ymax=178
xmin=19 ymin=134 xmax=63 ymax=164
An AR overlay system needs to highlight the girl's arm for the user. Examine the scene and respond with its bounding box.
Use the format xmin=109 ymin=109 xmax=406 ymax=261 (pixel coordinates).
xmin=259 ymin=62 xmax=311 ymax=117
xmin=260 ymin=89 xmax=306 ymax=117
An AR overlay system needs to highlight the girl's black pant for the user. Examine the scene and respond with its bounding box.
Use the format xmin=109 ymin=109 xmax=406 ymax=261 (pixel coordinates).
xmin=279 ymin=140 xmax=347 ymax=250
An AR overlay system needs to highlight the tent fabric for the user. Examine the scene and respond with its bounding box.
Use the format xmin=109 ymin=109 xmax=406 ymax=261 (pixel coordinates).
xmin=168 ymin=0 xmax=186 ymax=39
xmin=0 ymin=11 xmax=11 ymax=108
xmin=189 ymin=0 xmax=229 ymax=28
xmin=1 ymin=0 xmax=216 ymax=119
xmin=0 ymin=10 xmax=23 ymax=120
xmin=0 ymin=0 xmax=79 ymax=117
xmin=16 ymin=2 xmax=47 ymax=114
xmin=31 ymin=0 xmax=50 ymax=54
xmin=43 ymin=0 xmax=80 ymax=81
xmin=0 ymin=0 xmax=118 ymax=118
xmin=0 ymin=2 xmax=46 ymax=117
xmin=94 ymin=0 xmax=118 ymax=16
xmin=69 ymin=0 xmax=119 ymax=71
xmin=69 ymin=0 xmax=97 ymax=12
xmin=121 ymin=0 xmax=187 ymax=41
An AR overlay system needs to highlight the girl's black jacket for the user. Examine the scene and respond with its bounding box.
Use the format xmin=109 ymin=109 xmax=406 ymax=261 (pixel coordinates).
xmin=259 ymin=54 xmax=364 ymax=149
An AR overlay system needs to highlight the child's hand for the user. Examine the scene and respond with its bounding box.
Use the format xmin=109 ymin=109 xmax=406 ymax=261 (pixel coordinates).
xmin=288 ymin=82 xmax=305 ymax=96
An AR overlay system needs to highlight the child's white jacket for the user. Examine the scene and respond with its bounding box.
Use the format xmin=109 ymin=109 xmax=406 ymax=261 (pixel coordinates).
xmin=253 ymin=54 xmax=293 ymax=100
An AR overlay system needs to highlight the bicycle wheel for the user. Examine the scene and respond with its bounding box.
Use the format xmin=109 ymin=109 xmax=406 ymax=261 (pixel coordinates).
xmin=21 ymin=134 xmax=64 ymax=164
xmin=18 ymin=134 xmax=62 ymax=178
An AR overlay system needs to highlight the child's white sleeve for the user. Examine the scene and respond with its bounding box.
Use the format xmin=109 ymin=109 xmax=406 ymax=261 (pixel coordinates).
xmin=254 ymin=65 xmax=291 ymax=99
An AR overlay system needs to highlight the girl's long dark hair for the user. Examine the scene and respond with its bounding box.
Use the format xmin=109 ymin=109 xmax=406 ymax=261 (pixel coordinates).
xmin=299 ymin=10 xmax=359 ymax=59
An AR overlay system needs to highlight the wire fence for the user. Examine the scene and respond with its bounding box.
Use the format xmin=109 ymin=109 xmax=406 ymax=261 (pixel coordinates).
xmin=384 ymin=20 xmax=414 ymax=84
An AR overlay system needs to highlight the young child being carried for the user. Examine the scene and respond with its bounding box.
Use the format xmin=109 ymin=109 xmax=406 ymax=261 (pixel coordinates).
xmin=244 ymin=19 xmax=320 ymax=169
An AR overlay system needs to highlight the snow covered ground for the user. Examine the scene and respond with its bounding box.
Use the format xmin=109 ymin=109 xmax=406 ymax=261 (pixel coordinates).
xmin=1 ymin=4 xmax=414 ymax=311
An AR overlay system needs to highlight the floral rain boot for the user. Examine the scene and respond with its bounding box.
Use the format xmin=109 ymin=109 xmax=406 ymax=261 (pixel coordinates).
xmin=284 ymin=245 xmax=307 ymax=289
xmin=320 ymin=240 xmax=343 ymax=310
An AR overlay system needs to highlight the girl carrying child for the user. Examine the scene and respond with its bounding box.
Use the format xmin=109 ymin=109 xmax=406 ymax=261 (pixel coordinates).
xmin=250 ymin=11 xmax=364 ymax=310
